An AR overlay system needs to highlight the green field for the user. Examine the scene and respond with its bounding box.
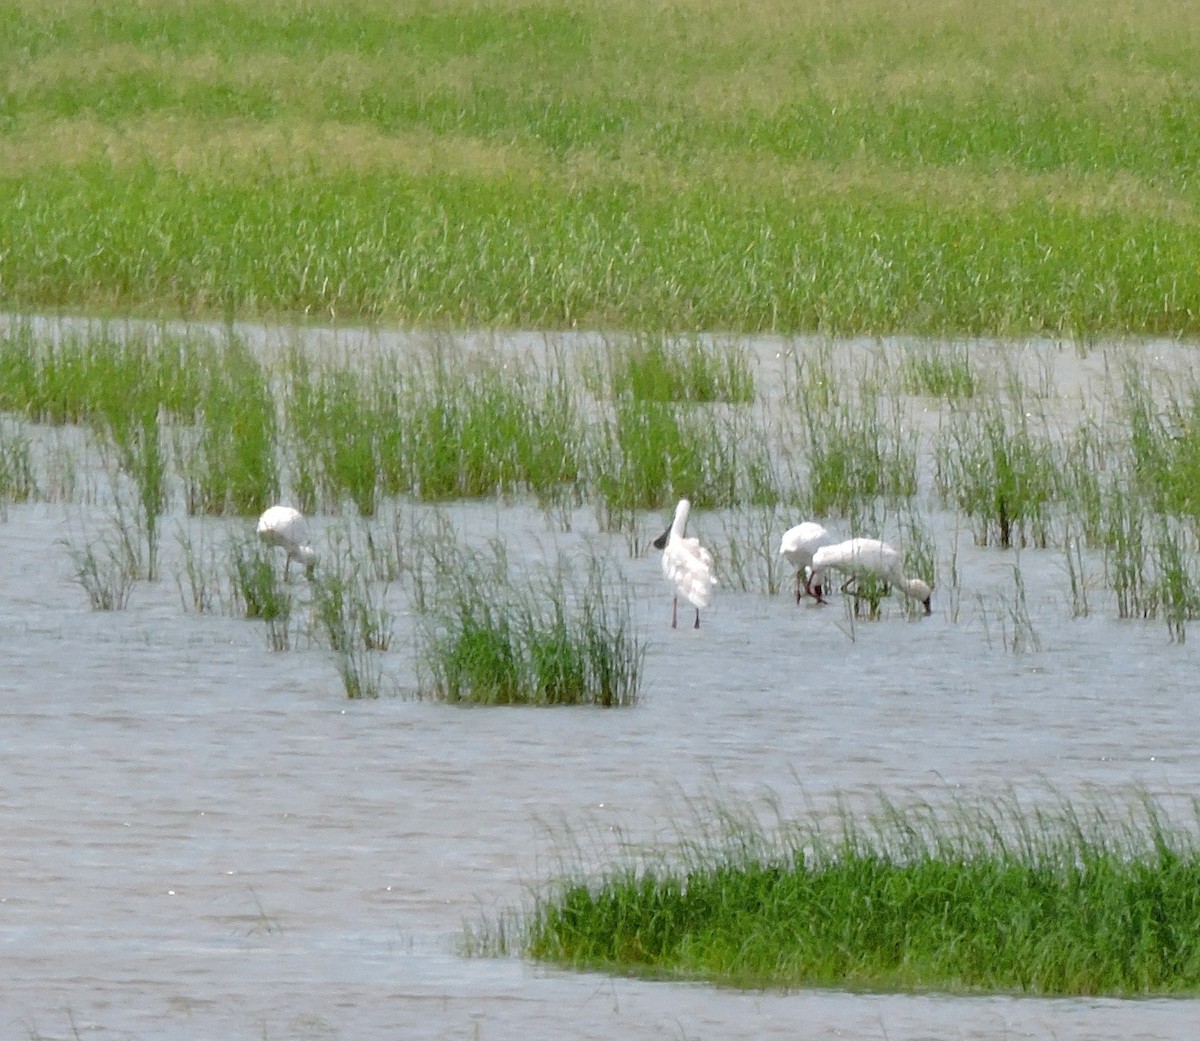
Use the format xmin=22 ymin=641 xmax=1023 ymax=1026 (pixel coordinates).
xmin=3 ymin=0 xmax=1198 ymax=333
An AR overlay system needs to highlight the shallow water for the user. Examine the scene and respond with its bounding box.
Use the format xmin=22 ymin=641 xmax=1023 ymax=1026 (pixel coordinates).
xmin=3 ymin=324 xmax=1200 ymax=1039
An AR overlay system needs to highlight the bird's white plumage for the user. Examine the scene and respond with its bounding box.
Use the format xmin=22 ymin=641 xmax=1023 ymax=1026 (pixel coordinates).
xmin=653 ymin=499 xmax=716 ymax=628
xmin=806 ymin=537 xmax=932 ymax=614
xmin=779 ymin=521 xmax=835 ymax=602
xmin=257 ymin=505 xmax=317 ymax=579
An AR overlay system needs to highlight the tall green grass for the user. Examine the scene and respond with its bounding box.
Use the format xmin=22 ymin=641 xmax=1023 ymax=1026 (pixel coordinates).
xmin=935 ymin=395 xmax=1059 ymax=549
xmin=790 ymin=353 xmax=918 ymax=516
xmin=67 ymin=521 xmax=139 ymax=610
xmin=0 ymin=419 xmax=36 ymax=505
xmin=899 ymin=342 xmax=979 ymax=400
xmin=283 ymin=346 xmax=588 ymax=513
xmin=1118 ymin=360 xmax=1200 ymax=525
xmin=596 ymin=396 xmax=781 ymax=518
xmin=2 ymin=1 xmax=1199 ymax=334
xmin=175 ymin=335 xmax=278 ymax=516
xmin=594 ymin=334 xmax=756 ymax=405
xmin=477 ymin=791 xmax=1200 ymax=996
xmin=418 ymin=545 xmax=643 ymax=707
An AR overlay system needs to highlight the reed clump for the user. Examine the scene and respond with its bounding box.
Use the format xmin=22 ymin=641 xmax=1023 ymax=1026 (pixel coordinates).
xmin=899 ymin=342 xmax=979 ymax=400
xmin=935 ymin=396 xmax=1059 ymax=549
xmin=485 ymin=792 xmax=1200 ymax=997
xmin=418 ymin=545 xmax=642 ymax=707
xmin=792 ymin=356 xmax=917 ymax=517
xmin=283 ymin=347 xmax=588 ymax=513
xmin=227 ymin=536 xmax=292 ymax=623
xmin=67 ymin=525 xmax=139 ymax=610
xmin=597 ymin=334 xmax=755 ymax=404
xmin=397 ymin=349 xmax=588 ymax=502
xmin=0 ymin=419 xmax=36 ymax=505
xmin=176 ymin=335 xmax=279 ymax=516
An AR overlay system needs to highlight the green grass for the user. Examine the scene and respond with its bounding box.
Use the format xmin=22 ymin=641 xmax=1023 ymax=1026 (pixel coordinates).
xmin=792 ymin=356 xmax=918 ymax=516
xmin=934 ymin=393 xmax=1059 ymax=549
xmin=282 ymin=345 xmax=589 ymax=512
xmin=477 ymin=791 xmax=1200 ymax=996
xmin=176 ymin=335 xmax=278 ymax=516
xmin=0 ymin=418 xmax=36 ymax=504
xmin=228 ymin=534 xmax=291 ymax=622
xmin=899 ymin=342 xmax=979 ymax=400
xmin=598 ymin=334 xmax=756 ymax=405
xmin=67 ymin=519 xmax=139 ymax=610
xmin=418 ymin=545 xmax=643 ymax=707
xmin=596 ymin=396 xmax=782 ymax=516
xmin=2 ymin=0 xmax=1199 ymax=334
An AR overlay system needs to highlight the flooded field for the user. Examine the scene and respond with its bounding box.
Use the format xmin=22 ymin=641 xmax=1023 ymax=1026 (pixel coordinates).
xmin=3 ymin=320 xmax=1200 ymax=1039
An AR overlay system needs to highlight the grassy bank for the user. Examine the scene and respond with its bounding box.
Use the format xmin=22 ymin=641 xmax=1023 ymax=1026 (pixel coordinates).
xmin=2 ymin=0 xmax=1198 ymax=334
xmin=474 ymin=792 xmax=1200 ymax=996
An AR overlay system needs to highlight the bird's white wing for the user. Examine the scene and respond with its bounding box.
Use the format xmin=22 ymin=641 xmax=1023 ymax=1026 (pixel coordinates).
xmin=664 ymin=538 xmax=717 ymax=608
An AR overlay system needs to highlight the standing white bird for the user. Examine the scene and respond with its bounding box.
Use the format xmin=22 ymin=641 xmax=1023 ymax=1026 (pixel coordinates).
xmin=256 ymin=505 xmax=317 ymax=580
xmin=652 ymin=498 xmax=716 ymax=629
xmin=779 ymin=521 xmax=836 ymax=603
xmin=805 ymin=537 xmax=932 ymax=616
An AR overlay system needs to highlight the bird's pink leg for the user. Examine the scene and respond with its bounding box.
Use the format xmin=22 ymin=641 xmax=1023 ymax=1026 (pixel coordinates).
xmin=805 ymin=571 xmax=828 ymax=604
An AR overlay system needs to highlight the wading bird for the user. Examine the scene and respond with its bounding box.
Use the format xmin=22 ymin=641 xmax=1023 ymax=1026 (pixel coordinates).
xmin=652 ymin=498 xmax=716 ymax=629
xmin=779 ymin=521 xmax=836 ymax=603
xmin=257 ymin=505 xmax=317 ymax=580
xmin=805 ymin=537 xmax=932 ymax=615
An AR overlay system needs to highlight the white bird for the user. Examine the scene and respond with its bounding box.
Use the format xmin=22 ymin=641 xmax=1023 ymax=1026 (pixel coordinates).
xmin=652 ymin=498 xmax=716 ymax=629
xmin=779 ymin=521 xmax=836 ymax=603
xmin=805 ymin=537 xmax=932 ymax=616
xmin=256 ymin=505 xmax=317 ymax=580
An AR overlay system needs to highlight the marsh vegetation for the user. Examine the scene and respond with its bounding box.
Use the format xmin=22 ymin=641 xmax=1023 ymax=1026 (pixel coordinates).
xmin=5 ymin=320 xmax=1200 ymax=691
xmin=473 ymin=791 xmax=1200 ymax=997
xmin=11 ymin=331 xmax=1200 ymax=996
xmin=4 ymin=0 xmax=1200 ymax=1011
xmin=2 ymin=0 xmax=1199 ymax=336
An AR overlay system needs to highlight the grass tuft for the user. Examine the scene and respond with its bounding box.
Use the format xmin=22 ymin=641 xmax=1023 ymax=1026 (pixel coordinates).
xmin=418 ymin=545 xmax=642 ymax=706
xmin=478 ymin=790 xmax=1200 ymax=997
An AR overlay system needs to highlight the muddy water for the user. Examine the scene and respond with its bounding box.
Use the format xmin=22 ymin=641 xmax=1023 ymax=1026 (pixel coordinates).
xmin=3 ymin=326 xmax=1200 ymax=1039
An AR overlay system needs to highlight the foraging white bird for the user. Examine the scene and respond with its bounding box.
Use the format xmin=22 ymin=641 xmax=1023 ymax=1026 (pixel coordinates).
xmin=652 ymin=498 xmax=717 ymax=629
xmin=805 ymin=537 xmax=932 ymax=616
xmin=256 ymin=505 xmax=317 ymax=580
xmin=779 ymin=521 xmax=836 ymax=603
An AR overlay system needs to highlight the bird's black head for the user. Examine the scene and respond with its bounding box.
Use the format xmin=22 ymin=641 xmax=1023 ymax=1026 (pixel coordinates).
xmin=651 ymin=527 xmax=671 ymax=551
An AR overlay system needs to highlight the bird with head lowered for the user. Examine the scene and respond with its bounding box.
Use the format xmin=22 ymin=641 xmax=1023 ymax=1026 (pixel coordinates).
xmin=805 ymin=537 xmax=931 ymax=616
xmin=257 ymin=505 xmax=318 ymax=580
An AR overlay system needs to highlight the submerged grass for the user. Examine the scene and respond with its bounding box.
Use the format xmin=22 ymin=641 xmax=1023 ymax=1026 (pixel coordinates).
xmin=418 ymin=544 xmax=643 ymax=707
xmin=935 ymin=394 xmax=1059 ymax=549
xmin=66 ymin=523 xmax=138 ymax=610
xmin=482 ymin=791 xmax=1200 ymax=997
xmin=791 ymin=353 xmax=917 ymax=516
xmin=0 ymin=419 xmax=36 ymax=505
xmin=227 ymin=535 xmax=291 ymax=622
xmin=596 ymin=334 xmax=756 ymax=405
